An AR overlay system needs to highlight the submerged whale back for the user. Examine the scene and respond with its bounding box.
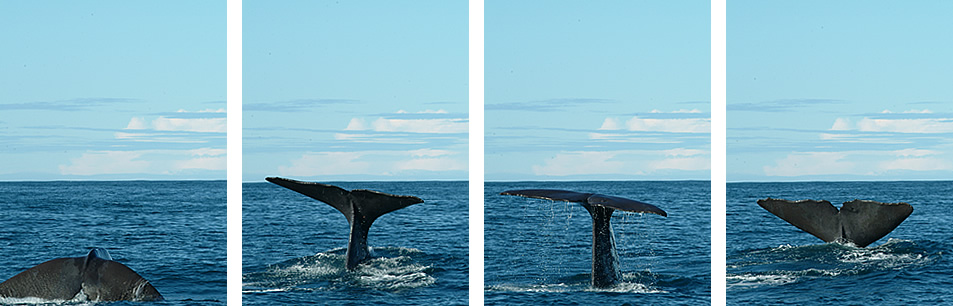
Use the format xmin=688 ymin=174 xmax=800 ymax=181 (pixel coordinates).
xmin=757 ymin=198 xmax=913 ymax=247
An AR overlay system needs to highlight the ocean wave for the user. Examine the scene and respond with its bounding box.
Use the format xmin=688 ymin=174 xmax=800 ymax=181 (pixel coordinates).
xmin=728 ymin=238 xmax=941 ymax=290
xmin=727 ymin=273 xmax=797 ymax=288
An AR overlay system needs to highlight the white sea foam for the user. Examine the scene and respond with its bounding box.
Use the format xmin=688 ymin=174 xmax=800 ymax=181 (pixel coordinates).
xmin=727 ymin=273 xmax=797 ymax=288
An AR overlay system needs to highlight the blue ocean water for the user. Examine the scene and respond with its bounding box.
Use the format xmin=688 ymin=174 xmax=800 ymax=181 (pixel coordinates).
xmin=485 ymin=181 xmax=711 ymax=305
xmin=242 ymin=181 xmax=468 ymax=305
xmin=0 ymin=181 xmax=227 ymax=305
xmin=727 ymin=181 xmax=953 ymax=304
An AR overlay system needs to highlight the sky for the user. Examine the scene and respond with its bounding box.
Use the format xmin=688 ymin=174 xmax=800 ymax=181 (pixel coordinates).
xmin=486 ymin=1 xmax=711 ymax=181
xmin=0 ymin=1 xmax=225 ymax=181
xmin=728 ymin=1 xmax=953 ymax=182
xmin=243 ymin=1 xmax=468 ymax=182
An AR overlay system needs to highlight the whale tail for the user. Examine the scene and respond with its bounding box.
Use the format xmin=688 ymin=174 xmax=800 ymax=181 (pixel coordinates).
xmin=500 ymin=189 xmax=667 ymax=216
xmin=500 ymin=189 xmax=665 ymax=288
xmin=0 ymin=248 xmax=162 ymax=301
xmin=757 ymin=198 xmax=913 ymax=247
xmin=266 ymin=177 xmax=424 ymax=270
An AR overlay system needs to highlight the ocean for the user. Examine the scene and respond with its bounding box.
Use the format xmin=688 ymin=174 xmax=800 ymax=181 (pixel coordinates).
xmin=727 ymin=181 xmax=953 ymax=304
xmin=485 ymin=181 xmax=711 ymax=305
xmin=242 ymin=181 xmax=469 ymax=305
xmin=0 ymin=181 xmax=227 ymax=305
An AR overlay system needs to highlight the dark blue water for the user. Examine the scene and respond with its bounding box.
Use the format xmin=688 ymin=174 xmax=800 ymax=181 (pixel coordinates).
xmin=728 ymin=181 xmax=953 ymax=304
xmin=242 ymin=181 xmax=468 ymax=305
xmin=0 ymin=181 xmax=226 ymax=305
xmin=485 ymin=181 xmax=711 ymax=305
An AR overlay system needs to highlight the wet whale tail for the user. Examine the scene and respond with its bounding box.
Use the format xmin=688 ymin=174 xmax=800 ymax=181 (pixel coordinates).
xmin=266 ymin=177 xmax=424 ymax=270
xmin=500 ymin=189 xmax=666 ymax=288
xmin=757 ymin=198 xmax=913 ymax=247
xmin=0 ymin=248 xmax=162 ymax=302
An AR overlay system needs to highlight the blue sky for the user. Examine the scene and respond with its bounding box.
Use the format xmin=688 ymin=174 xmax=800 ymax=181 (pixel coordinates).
xmin=728 ymin=1 xmax=953 ymax=182
xmin=243 ymin=1 xmax=468 ymax=182
xmin=0 ymin=1 xmax=225 ymax=181
xmin=486 ymin=1 xmax=711 ymax=181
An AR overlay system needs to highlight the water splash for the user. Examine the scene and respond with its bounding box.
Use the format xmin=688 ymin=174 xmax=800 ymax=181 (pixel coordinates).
xmin=242 ymin=247 xmax=435 ymax=294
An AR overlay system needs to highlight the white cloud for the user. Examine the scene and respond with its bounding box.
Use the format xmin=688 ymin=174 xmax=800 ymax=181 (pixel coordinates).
xmin=113 ymin=132 xmax=208 ymax=143
xmin=59 ymin=151 xmax=150 ymax=175
xmin=125 ymin=117 xmax=149 ymax=130
xmin=278 ymin=150 xmax=467 ymax=176
xmin=408 ymin=148 xmax=454 ymax=157
xmin=650 ymin=109 xmax=702 ymax=113
xmin=153 ymin=117 xmax=226 ymax=133
xmin=880 ymin=109 xmax=933 ymax=114
xmin=598 ymin=118 xmax=623 ymax=130
xmin=366 ymin=117 xmax=467 ymax=133
xmin=828 ymin=116 xmax=953 ymax=133
xmin=278 ymin=152 xmax=373 ymax=176
xmin=395 ymin=157 xmax=466 ymax=171
xmin=661 ymin=148 xmax=707 ymax=157
xmin=396 ymin=109 xmax=448 ymax=114
xmin=333 ymin=133 xmax=426 ymax=144
xmin=531 ymin=149 xmax=710 ymax=176
xmin=123 ymin=110 xmax=227 ymax=133
xmin=587 ymin=132 xmax=680 ymax=143
xmin=879 ymin=157 xmax=953 ymax=171
xmin=532 ymin=151 xmax=630 ymax=176
xmin=763 ymin=152 xmax=855 ymax=177
xmin=650 ymin=156 xmax=711 ymax=171
xmin=344 ymin=110 xmax=467 ymax=134
xmin=878 ymin=149 xmax=953 ymax=171
xmin=599 ymin=116 xmax=710 ymax=133
xmin=818 ymin=133 xmax=912 ymax=144
xmin=174 ymin=156 xmax=226 ymax=171
xmin=189 ymin=148 xmax=227 ymax=156
xmin=58 ymin=148 xmax=226 ymax=176
xmin=830 ymin=118 xmax=851 ymax=130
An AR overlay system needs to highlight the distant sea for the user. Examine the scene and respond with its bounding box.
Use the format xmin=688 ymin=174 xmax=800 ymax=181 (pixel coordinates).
xmin=0 ymin=181 xmax=227 ymax=305
xmin=728 ymin=181 xmax=953 ymax=304
xmin=485 ymin=181 xmax=711 ymax=305
xmin=242 ymin=181 xmax=468 ymax=305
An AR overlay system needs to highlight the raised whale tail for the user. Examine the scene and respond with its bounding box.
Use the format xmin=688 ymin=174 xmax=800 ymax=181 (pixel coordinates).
xmin=0 ymin=248 xmax=162 ymax=301
xmin=501 ymin=189 xmax=665 ymax=288
xmin=266 ymin=177 xmax=424 ymax=270
xmin=757 ymin=198 xmax=913 ymax=247
xmin=501 ymin=189 xmax=667 ymax=216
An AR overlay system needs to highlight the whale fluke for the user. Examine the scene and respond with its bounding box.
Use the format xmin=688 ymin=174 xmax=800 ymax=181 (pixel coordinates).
xmin=0 ymin=248 xmax=162 ymax=301
xmin=500 ymin=189 xmax=667 ymax=216
xmin=757 ymin=198 xmax=913 ymax=247
xmin=266 ymin=177 xmax=424 ymax=270
xmin=501 ymin=189 xmax=666 ymax=288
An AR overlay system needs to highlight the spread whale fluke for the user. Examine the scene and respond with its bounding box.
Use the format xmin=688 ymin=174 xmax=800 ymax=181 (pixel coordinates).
xmin=500 ymin=189 xmax=666 ymax=288
xmin=266 ymin=176 xmax=424 ymax=270
xmin=0 ymin=248 xmax=162 ymax=302
xmin=757 ymin=198 xmax=913 ymax=247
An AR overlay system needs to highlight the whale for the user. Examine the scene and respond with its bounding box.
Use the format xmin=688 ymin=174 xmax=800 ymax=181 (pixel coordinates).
xmin=757 ymin=198 xmax=913 ymax=247
xmin=500 ymin=189 xmax=667 ymax=288
xmin=0 ymin=248 xmax=162 ymax=302
xmin=266 ymin=177 xmax=424 ymax=270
